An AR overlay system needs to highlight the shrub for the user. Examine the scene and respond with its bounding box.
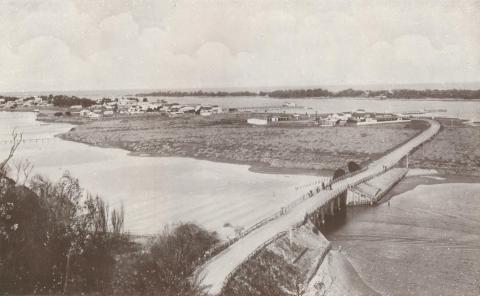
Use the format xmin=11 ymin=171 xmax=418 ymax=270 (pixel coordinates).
xmin=347 ymin=161 xmax=361 ymax=173
xmin=333 ymin=168 xmax=346 ymax=180
xmin=113 ymin=223 xmax=218 ymax=296
xmin=1 ymin=172 xmax=128 ymax=295
xmin=0 ymin=178 xmax=51 ymax=294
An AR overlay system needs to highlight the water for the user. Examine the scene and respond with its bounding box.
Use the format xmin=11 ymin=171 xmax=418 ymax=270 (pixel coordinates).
xmin=326 ymin=180 xmax=480 ymax=296
xmin=0 ymin=112 xmax=317 ymax=236
xmin=147 ymin=96 xmax=480 ymax=121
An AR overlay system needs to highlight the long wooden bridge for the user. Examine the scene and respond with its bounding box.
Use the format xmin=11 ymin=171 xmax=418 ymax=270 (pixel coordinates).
xmin=197 ymin=119 xmax=441 ymax=295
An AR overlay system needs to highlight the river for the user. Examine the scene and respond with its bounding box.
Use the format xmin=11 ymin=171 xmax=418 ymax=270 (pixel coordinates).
xmin=1 ymin=100 xmax=479 ymax=295
xmin=0 ymin=112 xmax=318 ymax=237
xmin=147 ymin=96 xmax=480 ymax=121
xmin=325 ymin=176 xmax=480 ymax=296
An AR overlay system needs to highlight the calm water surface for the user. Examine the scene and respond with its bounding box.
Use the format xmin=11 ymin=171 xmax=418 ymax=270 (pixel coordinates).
xmin=0 ymin=112 xmax=318 ymax=236
xmin=148 ymin=96 xmax=480 ymax=121
xmin=326 ymin=180 xmax=480 ymax=296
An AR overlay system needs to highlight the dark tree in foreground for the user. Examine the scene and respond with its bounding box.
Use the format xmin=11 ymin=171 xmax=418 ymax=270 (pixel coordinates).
xmin=113 ymin=223 xmax=218 ymax=296
xmin=0 ymin=131 xmax=217 ymax=296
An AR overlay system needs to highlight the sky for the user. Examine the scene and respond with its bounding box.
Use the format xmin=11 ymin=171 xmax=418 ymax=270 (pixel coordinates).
xmin=0 ymin=0 xmax=479 ymax=92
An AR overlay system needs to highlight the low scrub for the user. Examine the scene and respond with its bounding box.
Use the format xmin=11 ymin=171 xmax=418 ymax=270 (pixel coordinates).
xmin=113 ymin=223 xmax=218 ymax=296
xmin=1 ymin=170 xmax=217 ymax=295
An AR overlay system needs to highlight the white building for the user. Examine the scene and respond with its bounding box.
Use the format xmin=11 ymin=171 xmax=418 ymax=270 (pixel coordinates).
xmin=247 ymin=118 xmax=268 ymax=125
xmin=88 ymin=112 xmax=101 ymax=119
xmin=70 ymin=105 xmax=83 ymax=110
xmin=79 ymin=109 xmax=91 ymax=117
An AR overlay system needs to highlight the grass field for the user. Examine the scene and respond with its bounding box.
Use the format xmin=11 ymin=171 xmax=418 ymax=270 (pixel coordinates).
xmin=410 ymin=118 xmax=480 ymax=176
xmin=59 ymin=113 xmax=425 ymax=174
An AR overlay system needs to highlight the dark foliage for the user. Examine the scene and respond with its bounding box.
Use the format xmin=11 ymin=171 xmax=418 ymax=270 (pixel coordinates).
xmin=0 ymin=178 xmax=51 ymax=294
xmin=40 ymin=94 xmax=95 ymax=108
xmin=333 ymin=168 xmax=346 ymax=180
xmin=0 ymin=172 xmax=127 ymax=295
xmin=347 ymin=161 xmax=361 ymax=173
xmin=137 ymin=90 xmax=258 ymax=97
xmin=221 ymin=249 xmax=301 ymax=296
xmin=138 ymin=88 xmax=480 ymax=100
xmin=0 ymin=96 xmax=19 ymax=102
xmin=112 ymin=223 xmax=218 ymax=296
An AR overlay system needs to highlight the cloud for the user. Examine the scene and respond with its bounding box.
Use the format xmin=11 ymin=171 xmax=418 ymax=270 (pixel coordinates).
xmin=0 ymin=0 xmax=479 ymax=91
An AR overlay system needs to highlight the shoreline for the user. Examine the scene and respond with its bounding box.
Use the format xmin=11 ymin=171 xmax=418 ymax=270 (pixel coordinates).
xmin=49 ymin=115 xmax=477 ymax=178
xmin=378 ymin=172 xmax=480 ymax=204
xmin=53 ymin=120 xmax=427 ymax=177
xmin=57 ymin=132 xmax=333 ymax=177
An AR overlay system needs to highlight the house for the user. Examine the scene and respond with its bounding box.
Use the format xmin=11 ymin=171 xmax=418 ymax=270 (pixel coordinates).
xmin=33 ymin=97 xmax=43 ymax=104
xmin=70 ymin=105 xmax=83 ymax=110
xmin=5 ymin=101 xmax=17 ymax=109
xmin=199 ymin=105 xmax=213 ymax=116
xmin=200 ymin=110 xmax=212 ymax=116
xmin=180 ymin=106 xmax=196 ymax=113
xmin=269 ymin=115 xmax=289 ymax=122
xmin=128 ymin=106 xmax=143 ymax=114
xmin=375 ymin=113 xmax=399 ymax=122
xmin=330 ymin=112 xmax=351 ymax=121
xmin=139 ymin=101 xmax=153 ymax=111
xmin=79 ymin=109 xmax=91 ymax=117
xmin=22 ymin=101 xmax=34 ymax=107
xmin=211 ymin=106 xmax=223 ymax=113
xmin=170 ymin=105 xmax=181 ymax=112
xmin=118 ymin=98 xmax=137 ymax=106
xmin=247 ymin=118 xmax=268 ymax=125
xmin=88 ymin=112 xmax=101 ymax=119
xmin=283 ymin=102 xmax=296 ymax=107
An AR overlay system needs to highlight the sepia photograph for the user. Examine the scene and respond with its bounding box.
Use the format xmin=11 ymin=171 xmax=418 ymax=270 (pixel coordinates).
xmin=0 ymin=1 xmax=479 ymax=295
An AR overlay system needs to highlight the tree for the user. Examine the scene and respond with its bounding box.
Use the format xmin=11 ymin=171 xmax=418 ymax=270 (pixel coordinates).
xmin=347 ymin=161 xmax=361 ymax=173
xmin=0 ymin=178 xmax=51 ymax=294
xmin=1 ymin=131 xmax=129 ymax=294
xmin=0 ymin=129 xmax=22 ymax=175
xmin=333 ymin=168 xmax=346 ymax=180
xmin=13 ymin=158 xmax=34 ymax=185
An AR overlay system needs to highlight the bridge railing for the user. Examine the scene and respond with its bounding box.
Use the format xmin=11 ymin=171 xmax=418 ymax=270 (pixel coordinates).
xmin=196 ymin=165 xmax=377 ymax=269
xmin=294 ymin=177 xmax=331 ymax=191
xmin=200 ymin=119 xmax=441 ymax=291
xmin=198 ymin=121 xmax=440 ymax=272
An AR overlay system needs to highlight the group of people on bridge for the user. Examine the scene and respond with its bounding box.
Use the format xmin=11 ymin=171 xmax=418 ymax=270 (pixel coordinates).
xmin=306 ymin=181 xmax=333 ymax=198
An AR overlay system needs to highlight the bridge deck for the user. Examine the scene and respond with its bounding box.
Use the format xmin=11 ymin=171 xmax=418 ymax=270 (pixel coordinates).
xmin=198 ymin=119 xmax=440 ymax=295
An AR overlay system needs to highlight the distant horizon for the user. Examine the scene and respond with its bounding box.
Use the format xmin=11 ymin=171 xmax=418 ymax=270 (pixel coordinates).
xmin=1 ymin=1 xmax=478 ymax=93
xmin=2 ymin=81 xmax=480 ymax=97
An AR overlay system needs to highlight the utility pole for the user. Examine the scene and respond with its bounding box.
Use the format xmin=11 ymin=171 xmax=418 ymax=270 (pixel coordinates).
xmin=406 ymin=153 xmax=409 ymax=168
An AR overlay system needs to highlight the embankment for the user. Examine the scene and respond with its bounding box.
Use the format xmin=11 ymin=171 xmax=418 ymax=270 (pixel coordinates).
xmin=220 ymin=221 xmax=377 ymax=296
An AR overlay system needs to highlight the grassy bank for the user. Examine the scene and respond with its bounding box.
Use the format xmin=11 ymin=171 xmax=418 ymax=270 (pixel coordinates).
xmin=410 ymin=118 xmax=480 ymax=176
xmin=58 ymin=113 xmax=425 ymax=174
